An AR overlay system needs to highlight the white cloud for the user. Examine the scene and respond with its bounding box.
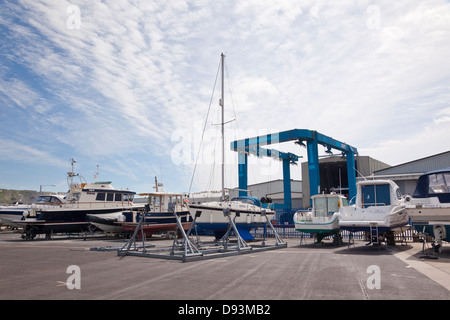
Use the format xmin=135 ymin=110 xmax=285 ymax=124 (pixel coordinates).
xmin=1 ymin=0 xmax=449 ymax=192
xmin=0 ymin=138 xmax=67 ymax=168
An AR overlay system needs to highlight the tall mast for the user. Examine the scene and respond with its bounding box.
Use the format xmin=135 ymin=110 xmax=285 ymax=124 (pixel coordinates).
xmin=220 ymin=53 xmax=225 ymax=201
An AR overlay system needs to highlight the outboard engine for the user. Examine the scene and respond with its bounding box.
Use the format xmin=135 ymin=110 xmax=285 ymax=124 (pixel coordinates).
xmin=433 ymin=225 xmax=447 ymax=253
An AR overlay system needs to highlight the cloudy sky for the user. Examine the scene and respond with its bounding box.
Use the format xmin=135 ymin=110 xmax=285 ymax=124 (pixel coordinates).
xmin=0 ymin=0 xmax=449 ymax=195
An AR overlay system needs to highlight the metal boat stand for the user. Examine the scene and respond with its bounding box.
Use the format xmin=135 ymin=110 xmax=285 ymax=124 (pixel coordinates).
xmin=347 ymin=232 xmax=355 ymax=250
xmin=112 ymin=212 xmax=156 ymax=253
xmin=418 ymin=227 xmax=439 ymax=259
xmin=216 ymin=208 xmax=252 ymax=252
xmin=117 ymin=207 xmax=287 ymax=262
xmin=183 ymin=209 xmax=287 ymax=261
xmin=116 ymin=204 xmax=198 ymax=260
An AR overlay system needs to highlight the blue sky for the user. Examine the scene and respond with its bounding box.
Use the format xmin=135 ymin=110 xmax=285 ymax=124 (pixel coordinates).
xmin=0 ymin=0 xmax=449 ymax=195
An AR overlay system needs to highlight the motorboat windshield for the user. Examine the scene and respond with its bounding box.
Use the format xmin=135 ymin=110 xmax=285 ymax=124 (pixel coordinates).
xmin=35 ymin=195 xmax=65 ymax=204
xmin=412 ymin=169 xmax=450 ymax=203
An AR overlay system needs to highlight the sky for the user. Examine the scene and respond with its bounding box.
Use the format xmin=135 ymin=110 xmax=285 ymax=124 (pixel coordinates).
xmin=0 ymin=0 xmax=449 ymax=195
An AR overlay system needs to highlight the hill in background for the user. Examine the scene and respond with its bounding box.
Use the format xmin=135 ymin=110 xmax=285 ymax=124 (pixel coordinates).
xmin=0 ymin=189 xmax=40 ymax=205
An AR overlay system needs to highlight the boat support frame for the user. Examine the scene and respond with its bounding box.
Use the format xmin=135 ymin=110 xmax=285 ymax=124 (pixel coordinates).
xmin=117 ymin=207 xmax=287 ymax=262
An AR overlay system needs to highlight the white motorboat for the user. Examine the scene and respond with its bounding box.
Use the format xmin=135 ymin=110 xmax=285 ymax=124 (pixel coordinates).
xmin=293 ymin=193 xmax=348 ymax=243
xmin=405 ymin=168 xmax=450 ymax=251
xmin=0 ymin=194 xmax=66 ymax=228
xmin=338 ymin=179 xmax=408 ymax=243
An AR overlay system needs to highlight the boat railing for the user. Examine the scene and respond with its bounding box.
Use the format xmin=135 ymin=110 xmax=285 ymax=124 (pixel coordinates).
xmin=362 ymin=202 xmax=390 ymax=208
xmin=36 ymin=201 xmax=138 ymax=209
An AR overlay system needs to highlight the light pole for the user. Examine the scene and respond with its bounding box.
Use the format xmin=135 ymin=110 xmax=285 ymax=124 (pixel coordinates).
xmin=39 ymin=184 xmax=56 ymax=194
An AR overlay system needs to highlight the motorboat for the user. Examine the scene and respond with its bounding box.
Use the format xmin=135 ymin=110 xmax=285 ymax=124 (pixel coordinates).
xmin=405 ymin=168 xmax=450 ymax=251
xmin=0 ymin=194 xmax=66 ymax=228
xmin=89 ymin=178 xmax=192 ymax=237
xmin=293 ymin=193 xmax=348 ymax=243
xmin=185 ymin=53 xmax=275 ymax=241
xmin=338 ymin=179 xmax=408 ymax=244
xmin=16 ymin=159 xmax=143 ymax=239
xmin=0 ymin=203 xmax=33 ymax=228
xmin=115 ymin=193 xmax=192 ymax=237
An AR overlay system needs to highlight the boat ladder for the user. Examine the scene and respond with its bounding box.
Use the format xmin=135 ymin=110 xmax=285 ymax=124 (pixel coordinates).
xmin=370 ymin=223 xmax=379 ymax=245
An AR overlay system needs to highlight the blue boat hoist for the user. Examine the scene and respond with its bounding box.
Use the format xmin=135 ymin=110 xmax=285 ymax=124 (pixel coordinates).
xmin=230 ymin=129 xmax=359 ymax=209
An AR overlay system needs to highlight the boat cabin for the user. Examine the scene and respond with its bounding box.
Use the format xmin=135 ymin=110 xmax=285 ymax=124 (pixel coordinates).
xmin=356 ymin=180 xmax=403 ymax=208
xmin=140 ymin=192 xmax=186 ymax=213
xmin=63 ymin=181 xmax=136 ymax=205
xmin=231 ymin=196 xmax=262 ymax=207
xmin=312 ymin=194 xmax=348 ymax=218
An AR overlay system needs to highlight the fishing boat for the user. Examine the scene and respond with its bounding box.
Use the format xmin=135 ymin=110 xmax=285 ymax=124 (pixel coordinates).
xmin=338 ymin=179 xmax=408 ymax=244
xmin=16 ymin=159 xmax=142 ymax=239
xmin=89 ymin=177 xmax=192 ymax=237
xmin=405 ymin=168 xmax=450 ymax=251
xmin=185 ymin=53 xmax=275 ymax=241
xmin=293 ymin=193 xmax=348 ymax=243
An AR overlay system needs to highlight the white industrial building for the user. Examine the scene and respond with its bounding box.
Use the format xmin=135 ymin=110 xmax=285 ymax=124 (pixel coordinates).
xmin=371 ymin=150 xmax=450 ymax=196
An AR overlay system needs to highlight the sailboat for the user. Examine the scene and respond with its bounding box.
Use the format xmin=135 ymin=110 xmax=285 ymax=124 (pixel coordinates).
xmin=186 ymin=53 xmax=275 ymax=241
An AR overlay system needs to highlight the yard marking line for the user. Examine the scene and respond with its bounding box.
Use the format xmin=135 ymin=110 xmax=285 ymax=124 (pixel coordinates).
xmin=394 ymin=250 xmax=450 ymax=292
xmin=350 ymin=256 xmax=370 ymax=300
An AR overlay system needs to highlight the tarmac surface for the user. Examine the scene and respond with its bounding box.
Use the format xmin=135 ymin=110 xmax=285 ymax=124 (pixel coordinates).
xmin=1 ymin=228 xmax=450 ymax=302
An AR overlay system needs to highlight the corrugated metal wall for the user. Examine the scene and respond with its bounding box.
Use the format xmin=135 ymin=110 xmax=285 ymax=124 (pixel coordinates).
xmin=374 ymin=151 xmax=450 ymax=175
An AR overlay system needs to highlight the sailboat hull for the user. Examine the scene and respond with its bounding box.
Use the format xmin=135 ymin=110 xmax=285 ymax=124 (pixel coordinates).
xmin=187 ymin=201 xmax=274 ymax=240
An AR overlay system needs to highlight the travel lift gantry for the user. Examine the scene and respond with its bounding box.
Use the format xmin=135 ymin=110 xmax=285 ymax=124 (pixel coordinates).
xmin=230 ymin=129 xmax=359 ymax=208
xmin=116 ymin=129 xmax=358 ymax=261
xmin=231 ymin=129 xmax=361 ymax=245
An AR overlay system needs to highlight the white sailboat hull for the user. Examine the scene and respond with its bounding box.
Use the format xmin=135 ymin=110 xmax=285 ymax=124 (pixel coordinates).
xmin=187 ymin=201 xmax=275 ymax=239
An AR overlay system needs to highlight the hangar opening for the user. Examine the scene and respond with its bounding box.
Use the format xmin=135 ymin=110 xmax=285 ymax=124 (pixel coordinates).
xmin=319 ymin=158 xmax=352 ymax=198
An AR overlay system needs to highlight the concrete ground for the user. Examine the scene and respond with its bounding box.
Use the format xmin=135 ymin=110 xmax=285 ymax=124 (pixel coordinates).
xmin=1 ymin=229 xmax=449 ymax=302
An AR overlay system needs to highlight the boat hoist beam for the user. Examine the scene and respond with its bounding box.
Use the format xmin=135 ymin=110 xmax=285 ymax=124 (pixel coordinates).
xmin=235 ymin=145 xmax=300 ymax=210
xmin=231 ymin=129 xmax=358 ymax=206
